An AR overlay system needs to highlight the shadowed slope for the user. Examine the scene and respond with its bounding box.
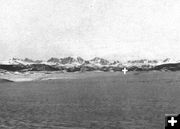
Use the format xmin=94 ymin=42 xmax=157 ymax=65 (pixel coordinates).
xmin=0 ymin=78 xmax=13 ymax=83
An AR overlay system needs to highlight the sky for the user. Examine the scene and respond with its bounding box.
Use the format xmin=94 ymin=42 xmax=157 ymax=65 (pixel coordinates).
xmin=0 ymin=0 xmax=180 ymax=61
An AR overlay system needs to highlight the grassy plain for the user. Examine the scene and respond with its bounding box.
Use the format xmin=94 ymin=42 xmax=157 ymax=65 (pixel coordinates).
xmin=0 ymin=71 xmax=180 ymax=129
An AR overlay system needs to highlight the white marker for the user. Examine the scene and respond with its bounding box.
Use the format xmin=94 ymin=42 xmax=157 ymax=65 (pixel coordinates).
xmin=168 ymin=117 xmax=177 ymax=126
xmin=122 ymin=68 xmax=128 ymax=74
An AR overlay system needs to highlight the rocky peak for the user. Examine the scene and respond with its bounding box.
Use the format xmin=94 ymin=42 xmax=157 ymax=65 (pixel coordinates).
xmin=90 ymin=57 xmax=109 ymax=65
xmin=47 ymin=57 xmax=60 ymax=63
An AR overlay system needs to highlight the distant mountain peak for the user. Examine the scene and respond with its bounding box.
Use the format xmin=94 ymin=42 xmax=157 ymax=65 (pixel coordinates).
xmin=24 ymin=58 xmax=34 ymax=63
xmin=90 ymin=57 xmax=109 ymax=65
xmin=60 ymin=56 xmax=85 ymax=65
xmin=162 ymin=58 xmax=177 ymax=64
xmin=47 ymin=57 xmax=60 ymax=63
xmin=163 ymin=58 xmax=171 ymax=62
xmin=0 ymin=56 xmax=180 ymax=69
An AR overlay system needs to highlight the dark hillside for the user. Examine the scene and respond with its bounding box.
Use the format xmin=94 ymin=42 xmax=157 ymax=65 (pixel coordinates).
xmin=0 ymin=64 xmax=26 ymax=71
xmin=153 ymin=63 xmax=180 ymax=71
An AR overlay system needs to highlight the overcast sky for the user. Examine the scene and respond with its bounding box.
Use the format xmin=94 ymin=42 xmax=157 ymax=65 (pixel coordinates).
xmin=0 ymin=0 xmax=180 ymax=61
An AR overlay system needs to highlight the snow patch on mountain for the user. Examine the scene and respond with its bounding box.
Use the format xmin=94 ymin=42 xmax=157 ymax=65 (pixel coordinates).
xmin=0 ymin=57 xmax=180 ymax=69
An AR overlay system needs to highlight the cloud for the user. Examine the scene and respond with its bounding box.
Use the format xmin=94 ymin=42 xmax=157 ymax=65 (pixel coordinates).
xmin=0 ymin=0 xmax=180 ymax=60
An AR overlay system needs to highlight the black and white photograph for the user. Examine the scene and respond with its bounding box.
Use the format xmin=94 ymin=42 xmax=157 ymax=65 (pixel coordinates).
xmin=0 ymin=0 xmax=180 ymax=129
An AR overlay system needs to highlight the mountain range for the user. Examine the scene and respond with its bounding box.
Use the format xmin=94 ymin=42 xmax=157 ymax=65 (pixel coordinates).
xmin=0 ymin=57 xmax=179 ymax=72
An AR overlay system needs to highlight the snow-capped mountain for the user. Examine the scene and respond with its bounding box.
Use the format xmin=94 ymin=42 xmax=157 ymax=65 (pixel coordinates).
xmin=1 ymin=57 xmax=179 ymax=67
xmin=0 ymin=58 xmax=42 ymax=65
xmin=162 ymin=58 xmax=178 ymax=64
xmin=60 ymin=56 xmax=84 ymax=65
xmin=47 ymin=57 xmax=60 ymax=63
xmin=47 ymin=56 xmax=85 ymax=66
xmin=90 ymin=57 xmax=110 ymax=65
xmin=124 ymin=59 xmax=159 ymax=68
xmin=0 ymin=57 xmax=180 ymax=72
xmin=0 ymin=58 xmax=31 ymax=65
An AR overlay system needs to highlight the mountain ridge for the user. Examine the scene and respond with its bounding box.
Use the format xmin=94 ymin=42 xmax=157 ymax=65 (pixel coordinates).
xmin=0 ymin=57 xmax=179 ymax=72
